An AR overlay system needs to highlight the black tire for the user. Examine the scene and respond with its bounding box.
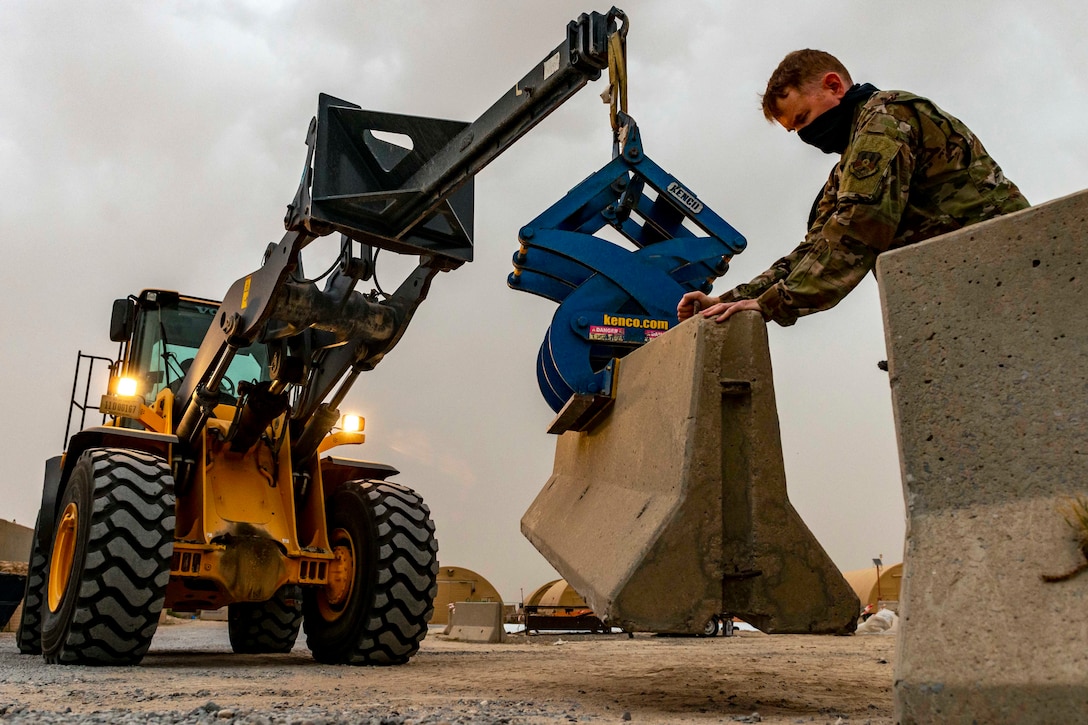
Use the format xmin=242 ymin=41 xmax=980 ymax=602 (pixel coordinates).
xmin=40 ymin=448 xmax=175 ymax=665
xmin=303 ymin=480 xmax=438 ymax=665
xmin=702 ymin=615 xmax=720 ymax=637
xmin=15 ymin=513 xmax=48 ymax=654
xmin=228 ymin=585 xmax=303 ymax=654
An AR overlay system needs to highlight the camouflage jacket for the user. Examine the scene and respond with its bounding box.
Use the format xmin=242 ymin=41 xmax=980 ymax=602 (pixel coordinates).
xmin=723 ymin=90 xmax=1029 ymax=326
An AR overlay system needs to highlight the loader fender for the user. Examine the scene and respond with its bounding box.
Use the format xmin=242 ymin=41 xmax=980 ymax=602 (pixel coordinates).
xmin=39 ymin=427 xmax=178 ymax=552
xmin=320 ymin=455 xmax=400 ymax=495
xmin=35 ymin=457 xmax=63 ymax=554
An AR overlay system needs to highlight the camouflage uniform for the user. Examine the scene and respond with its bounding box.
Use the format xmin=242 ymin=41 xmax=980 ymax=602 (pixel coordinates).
xmin=723 ymin=91 xmax=1029 ymax=326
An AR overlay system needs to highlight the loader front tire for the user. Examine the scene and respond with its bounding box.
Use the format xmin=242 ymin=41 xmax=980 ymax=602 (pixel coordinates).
xmin=15 ymin=513 xmax=48 ymax=654
xmin=303 ymin=480 xmax=438 ymax=665
xmin=40 ymin=448 xmax=175 ymax=665
xmin=228 ymin=585 xmax=303 ymax=654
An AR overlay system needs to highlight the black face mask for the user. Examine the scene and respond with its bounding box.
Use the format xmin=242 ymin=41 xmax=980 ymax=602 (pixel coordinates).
xmin=797 ymin=83 xmax=879 ymax=154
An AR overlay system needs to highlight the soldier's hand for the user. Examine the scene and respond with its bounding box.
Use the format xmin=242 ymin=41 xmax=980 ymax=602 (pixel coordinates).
xmin=701 ymin=298 xmax=762 ymax=323
xmin=677 ymin=291 xmax=718 ymax=321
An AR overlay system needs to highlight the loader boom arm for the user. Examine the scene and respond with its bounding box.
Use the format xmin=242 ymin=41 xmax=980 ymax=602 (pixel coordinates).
xmin=172 ymin=9 xmax=626 ymax=463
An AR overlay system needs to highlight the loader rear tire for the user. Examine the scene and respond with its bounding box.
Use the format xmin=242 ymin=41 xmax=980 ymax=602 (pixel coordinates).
xmin=40 ymin=448 xmax=175 ymax=665
xmin=15 ymin=513 xmax=48 ymax=654
xmin=303 ymin=480 xmax=438 ymax=665
xmin=228 ymin=585 xmax=303 ymax=654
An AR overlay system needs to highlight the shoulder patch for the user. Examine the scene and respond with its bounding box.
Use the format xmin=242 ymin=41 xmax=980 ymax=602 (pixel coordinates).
xmin=840 ymin=134 xmax=903 ymax=199
xmin=850 ymin=150 xmax=883 ymax=179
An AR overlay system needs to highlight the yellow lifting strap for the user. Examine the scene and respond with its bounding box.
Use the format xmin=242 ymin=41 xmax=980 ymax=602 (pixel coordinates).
xmin=602 ymin=18 xmax=629 ymax=138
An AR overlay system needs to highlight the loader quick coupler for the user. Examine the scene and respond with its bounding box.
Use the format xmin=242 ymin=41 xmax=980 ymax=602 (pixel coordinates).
xmin=508 ymin=112 xmax=746 ymax=432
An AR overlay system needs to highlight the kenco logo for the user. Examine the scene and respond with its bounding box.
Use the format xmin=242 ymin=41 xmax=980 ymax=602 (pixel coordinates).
xmin=603 ymin=314 xmax=669 ymax=331
xmin=666 ymin=181 xmax=703 ymax=214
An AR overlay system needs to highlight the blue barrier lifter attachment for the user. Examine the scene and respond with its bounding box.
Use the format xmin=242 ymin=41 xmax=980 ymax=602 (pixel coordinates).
xmin=508 ymin=114 xmax=746 ymax=433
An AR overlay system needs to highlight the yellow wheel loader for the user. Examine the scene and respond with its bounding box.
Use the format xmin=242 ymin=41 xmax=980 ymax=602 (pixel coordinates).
xmin=17 ymin=9 xmax=627 ymax=665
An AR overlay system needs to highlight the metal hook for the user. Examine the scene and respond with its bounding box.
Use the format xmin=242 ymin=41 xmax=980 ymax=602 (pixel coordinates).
xmin=608 ymin=7 xmax=629 ymax=39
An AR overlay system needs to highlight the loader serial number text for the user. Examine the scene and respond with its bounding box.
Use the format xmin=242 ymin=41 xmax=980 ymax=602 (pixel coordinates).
xmin=100 ymin=395 xmax=141 ymax=419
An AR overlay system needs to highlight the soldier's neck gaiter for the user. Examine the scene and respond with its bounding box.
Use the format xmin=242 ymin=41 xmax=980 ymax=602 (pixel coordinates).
xmin=798 ymin=83 xmax=879 ymax=155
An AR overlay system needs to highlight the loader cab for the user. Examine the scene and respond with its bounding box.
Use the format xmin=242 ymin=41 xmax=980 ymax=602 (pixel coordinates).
xmin=112 ymin=290 xmax=269 ymax=406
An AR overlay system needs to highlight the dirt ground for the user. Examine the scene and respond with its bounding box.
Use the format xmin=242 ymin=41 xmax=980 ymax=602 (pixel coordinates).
xmin=0 ymin=619 xmax=896 ymax=724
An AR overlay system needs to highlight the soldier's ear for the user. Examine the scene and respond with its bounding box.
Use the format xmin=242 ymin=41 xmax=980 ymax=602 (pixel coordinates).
xmin=822 ymin=72 xmax=848 ymax=98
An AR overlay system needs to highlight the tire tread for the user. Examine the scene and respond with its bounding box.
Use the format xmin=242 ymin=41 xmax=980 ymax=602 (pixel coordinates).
xmin=43 ymin=448 xmax=174 ymax=665
xmin=304 ymin=480 xmax=438 ymax=666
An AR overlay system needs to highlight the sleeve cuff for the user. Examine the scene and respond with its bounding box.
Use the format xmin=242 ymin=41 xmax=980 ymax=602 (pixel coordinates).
xmin=756 ymin=284 xmax=798 ymax=327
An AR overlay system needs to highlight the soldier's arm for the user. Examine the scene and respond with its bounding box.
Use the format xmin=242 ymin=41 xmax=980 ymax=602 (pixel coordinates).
xmin=753 ymin=116 xmax=916 ymax=326
xmin=718 ymin=244 xmax=813 ymax=303
xmin=752 ymin=234 xmax=880 ymax=326
xmin=719 ymin=173 xmax=838 ymax=304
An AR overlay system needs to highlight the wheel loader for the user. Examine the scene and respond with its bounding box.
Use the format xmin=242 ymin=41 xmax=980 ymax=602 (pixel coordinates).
xmin=17 ymin=9 xmax=633 ymax=666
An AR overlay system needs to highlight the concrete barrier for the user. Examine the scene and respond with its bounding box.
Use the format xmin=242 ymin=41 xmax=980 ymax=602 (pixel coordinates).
xmin=0 ymin=519 xmax=33 ymax=563
xmin=523 ymin=312 xmax=858 ymax=635
xmin=879 ymin=191 xmax=1088 ymax=723
xmin=445 ymin=601 xmax=506 ymax=643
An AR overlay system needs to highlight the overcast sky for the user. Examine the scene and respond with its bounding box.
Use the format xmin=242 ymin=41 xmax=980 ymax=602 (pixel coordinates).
xmin=2 ymin=0 xmax=1085 ymax=604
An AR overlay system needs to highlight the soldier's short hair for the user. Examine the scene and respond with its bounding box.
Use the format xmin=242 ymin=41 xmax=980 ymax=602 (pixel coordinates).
xmin=761 ymin=50 xmax=853 ymax=121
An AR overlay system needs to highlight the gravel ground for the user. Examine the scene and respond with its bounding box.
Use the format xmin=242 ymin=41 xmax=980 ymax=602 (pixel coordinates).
xmin=0 ymin=700 xmax=589 ymax=725
xmin=0 ymin=618 xmax=895 ymax=724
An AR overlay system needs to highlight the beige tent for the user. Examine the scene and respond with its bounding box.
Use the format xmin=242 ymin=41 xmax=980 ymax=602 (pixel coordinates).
xmin=428 ymin=565 xmax=503 ymax=625
xmin=522 ymin=579 xmax=605 ymax=632
xmin=525 ymin=579 xmax=592 ymax=613
xmin=842 ymin=562 xmax=903 ymax=614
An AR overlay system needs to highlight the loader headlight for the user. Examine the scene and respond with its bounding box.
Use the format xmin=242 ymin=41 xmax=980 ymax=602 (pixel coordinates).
xmin=116 ymin=376 xmax=139 ymax=397
xmin=341 ymin=414 xmax=364 ymax=433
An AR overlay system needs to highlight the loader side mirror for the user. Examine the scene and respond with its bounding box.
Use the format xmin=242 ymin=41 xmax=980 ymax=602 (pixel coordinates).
xmin=110 ymin=297 xmax=135 ymax=342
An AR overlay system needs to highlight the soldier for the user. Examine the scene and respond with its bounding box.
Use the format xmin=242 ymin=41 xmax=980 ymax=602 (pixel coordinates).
xmin=677 ymin=49 xmax=1029 ymax=326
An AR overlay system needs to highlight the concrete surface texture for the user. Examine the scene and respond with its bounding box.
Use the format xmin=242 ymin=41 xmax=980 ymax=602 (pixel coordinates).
xmin=444 ymin=601 xmax=506 ymax=643
xmin=522 ymin=312 xmax=858 ymax=635
xmin=879 ymin=190 xmax=1088 ymax=723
